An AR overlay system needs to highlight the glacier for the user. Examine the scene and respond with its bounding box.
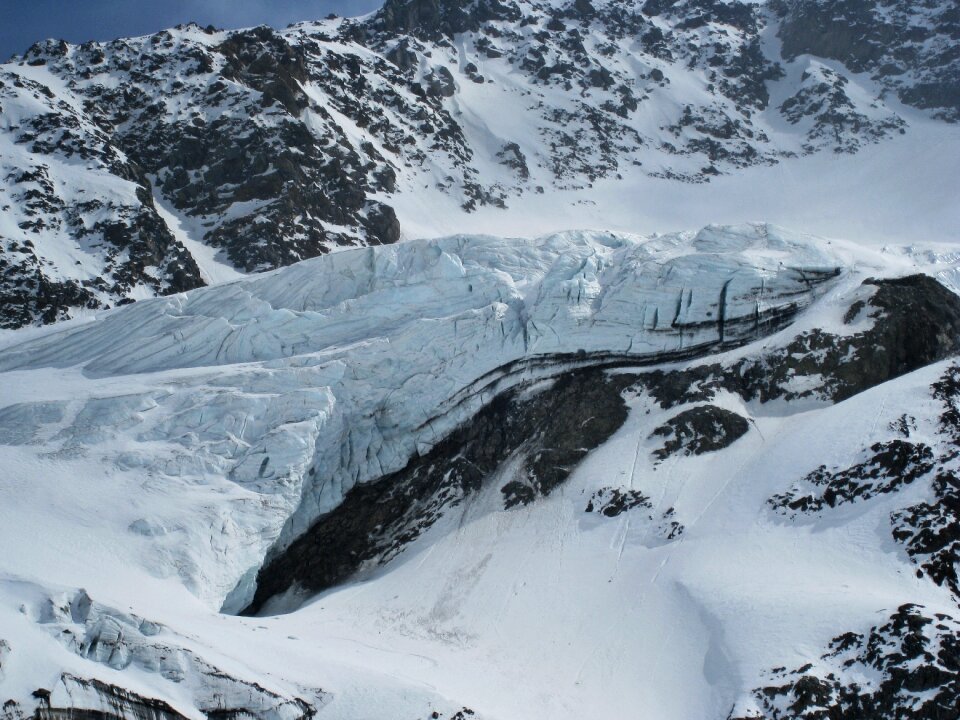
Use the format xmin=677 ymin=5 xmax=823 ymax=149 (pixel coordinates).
xmin=1 ymin=222 xmax=959 ymax=720
xmin=0 ymin=223 xmax=841 ymax=609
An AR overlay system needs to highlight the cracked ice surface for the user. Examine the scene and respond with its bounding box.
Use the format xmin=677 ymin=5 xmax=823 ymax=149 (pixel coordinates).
xmin=0 ymin=224 xmax=842 ymax=608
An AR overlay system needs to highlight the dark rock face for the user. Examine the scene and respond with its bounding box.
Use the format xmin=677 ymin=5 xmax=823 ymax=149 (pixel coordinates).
xmin=497 ymin=141 xmax=530 ymax=179
xmin=639 ymin=275 xmax=960 ymax=408
xmin=583 ymin=489 xmax=685 ymax=537
xmin=244 ymin=367 xmax=635 ymax=614
xmin=449 ymin=709 xmax=477 ymax=720
xmin=778 ymin=63 xmax=906 ymax=154
xmin=893 ymin=469 xmax=960 ymax=599
xmin=585 ymin=487 xmax=651 ymax=517
xmin=373 ymin=0 xmax=522 ymax=41
xmin=0 ymin=185 xmax=204 ymax=329
xmin=891 ymin=365 xmax=960 ymax=600
xmin=3 ymin=23 xmax=420 ymax=325
xmin=650 ymin=404 xmax=749 ymax=461
xmin=770 ymin=440 xmax=936 ymax=515
xmin=0 ymin=266 xmax=99 ymax=330
xmin=851 ymin=275 xmax=960 ymax=397
xmin=776 ymin=0 xmax=960 ymax=121
xmin=95 ymin=26 xmax=405 ymax=273
xmin=0 ymin=69 xmax=205 ymax=328
xmin=731 ymin=604 xmax=960 ymax=720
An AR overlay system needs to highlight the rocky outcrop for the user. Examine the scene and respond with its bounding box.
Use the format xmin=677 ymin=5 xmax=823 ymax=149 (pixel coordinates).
xmin=731 ymin=604 xmax=960 ymax=720
xmin=893 ymin=469 xmax=960 ymax=598
xmin=638 ymin=274 xmax=960 ymax=408
xmin=777 ymin=62 xmax=905 ymax=155
xmin=371 ymin=0 xmax=522 ymax=41
xmin=81 ymin=25 xmax=405 ymax=272
xmin=891 ymin=364 xmax=960 ymax=600
xmin=650 ymin=405 xmax=749 ymax=461
xmin=243 ymin=367 xmax=636 ymax=614
xmin=775 ymin=0 xmax=960 ymax=121
xmin=585 ymin=487 xmax=652 ymax=517
xmin=770 ymin=440 xmax=935 ymax=515
xmin=0 ymin=68 xmax=204 ymax=328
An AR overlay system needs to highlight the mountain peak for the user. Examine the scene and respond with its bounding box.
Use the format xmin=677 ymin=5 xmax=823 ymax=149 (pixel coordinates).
xmin=371 ymin=0 xmax=525 ymax=40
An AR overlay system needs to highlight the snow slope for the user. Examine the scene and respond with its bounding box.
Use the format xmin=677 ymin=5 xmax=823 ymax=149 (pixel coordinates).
xmin=1 ymin=223 xmax=959 ymax=719
xmin=395 ymin=117 xmax=960 ymax=247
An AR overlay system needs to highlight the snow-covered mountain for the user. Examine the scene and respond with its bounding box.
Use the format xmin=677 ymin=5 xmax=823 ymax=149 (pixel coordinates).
xmin=2 ymin=0 xmax=960 ymax=718
xmin=1 ymin=0 xmax=958 ymax=328
xmin=1 ymin=222 xmax=960 ymax=719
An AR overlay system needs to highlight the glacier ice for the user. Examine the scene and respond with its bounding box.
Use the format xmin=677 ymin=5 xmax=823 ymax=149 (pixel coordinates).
xmin=0 ymin=224 xmax=843 ymax=609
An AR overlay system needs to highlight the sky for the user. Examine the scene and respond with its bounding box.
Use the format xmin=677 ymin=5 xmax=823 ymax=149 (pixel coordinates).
xmin=0 ymin=0 xmax=385 ymax=60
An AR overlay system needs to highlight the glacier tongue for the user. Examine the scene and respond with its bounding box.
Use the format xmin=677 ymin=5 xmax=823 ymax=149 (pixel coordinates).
xmin=0 ymin=223 xmax=842 ymax=609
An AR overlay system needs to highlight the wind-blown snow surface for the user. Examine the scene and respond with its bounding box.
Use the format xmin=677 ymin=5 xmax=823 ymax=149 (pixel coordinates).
xmin=404 ymin=118 xmax=960 ymax=247
xmin=0 ymin=223 xmax=958 ymax=719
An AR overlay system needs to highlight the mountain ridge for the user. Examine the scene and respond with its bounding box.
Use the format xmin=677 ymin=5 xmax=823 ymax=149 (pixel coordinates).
xmin=1 ymin=2 xmax=960 ymax=717
xmin=1 ymin=0 xmax=957 ymax=328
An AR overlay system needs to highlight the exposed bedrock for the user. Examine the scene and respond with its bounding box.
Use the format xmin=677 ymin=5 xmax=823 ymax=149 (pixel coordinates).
xmin=775 ymin=0 xmax=960 ymax=121
xmin=244 ymin=367 xmax=636 ymax=614
xmin=640 ymin=274 xmax=960 ymax=408
xmin=650 ymin=404 xmax=749 ymax=461
xmin=731 ymin=604 xmax=960 ymax=720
